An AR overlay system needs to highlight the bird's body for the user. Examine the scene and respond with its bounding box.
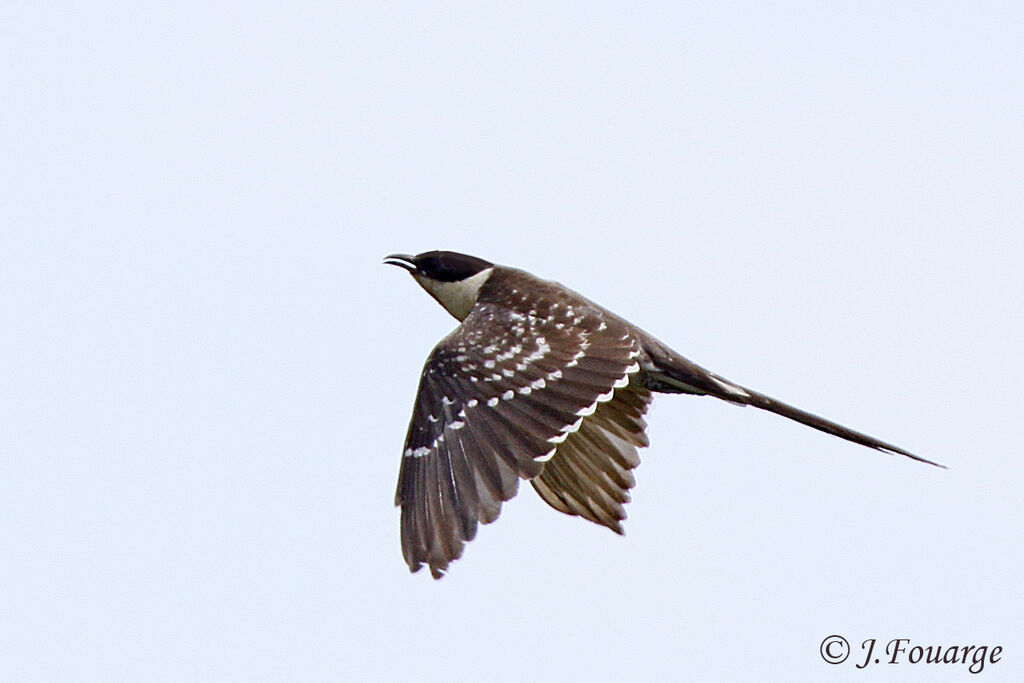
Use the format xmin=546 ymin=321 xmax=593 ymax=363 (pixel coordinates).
xmin=385 ymin=251 xmax=940 ymax=578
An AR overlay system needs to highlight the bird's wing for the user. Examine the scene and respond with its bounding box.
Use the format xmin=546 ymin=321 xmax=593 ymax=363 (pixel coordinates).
xmin=395 ymin=302 xmax=642 ymax=578
xmin=531 ymin=380 xmax=651 ymax=534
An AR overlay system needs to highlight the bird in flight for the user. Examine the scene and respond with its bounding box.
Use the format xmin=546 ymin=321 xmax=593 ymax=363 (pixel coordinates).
xmin=385 ymin=250 xmax=942 ymax=578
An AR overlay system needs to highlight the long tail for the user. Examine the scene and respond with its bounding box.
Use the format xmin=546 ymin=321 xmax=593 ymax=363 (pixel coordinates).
xmin=724 ymin=382 xmax=943 ymax=467
xmin=640 ymin=339 xmax=946 ymax=468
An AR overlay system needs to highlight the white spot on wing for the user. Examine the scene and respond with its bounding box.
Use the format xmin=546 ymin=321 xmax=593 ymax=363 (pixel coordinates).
xmin=534 ymin=448 xmax=557 ymax=462
xmin=496 ymin=345 xmax=522 ymax=361
xmin=560 ymin=416 xmax=584 ymax=433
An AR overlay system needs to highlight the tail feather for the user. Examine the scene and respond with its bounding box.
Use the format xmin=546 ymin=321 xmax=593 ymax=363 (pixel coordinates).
xmin=639 ymin=337 xmax=945 ymax=468
xmin=732 ymin=385 xmax=945 ymax=468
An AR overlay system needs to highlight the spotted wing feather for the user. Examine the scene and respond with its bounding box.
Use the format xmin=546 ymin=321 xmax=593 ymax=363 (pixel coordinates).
xmin=396 ymin=299 xmax=641 ymax=578
xmin=531 ymin=382 xmax=652 ymax=533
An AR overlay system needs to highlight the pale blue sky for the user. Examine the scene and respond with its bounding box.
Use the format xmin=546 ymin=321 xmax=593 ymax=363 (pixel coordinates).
xmin=2 ymin=2 xmax=1022 ymax=681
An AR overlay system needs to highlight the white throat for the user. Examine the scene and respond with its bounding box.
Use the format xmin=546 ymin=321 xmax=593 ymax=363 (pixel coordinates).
xmin=413 ymin=267 xmax=493 ymax=321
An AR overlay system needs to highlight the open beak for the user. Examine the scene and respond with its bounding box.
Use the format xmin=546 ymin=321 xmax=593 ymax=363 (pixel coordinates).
xmin=383 ymin=253 xmax=416 ymax=272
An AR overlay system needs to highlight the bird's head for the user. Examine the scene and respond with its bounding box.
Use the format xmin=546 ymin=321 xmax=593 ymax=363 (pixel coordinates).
xmin=384 ymin=250 xmax=495 ymax=321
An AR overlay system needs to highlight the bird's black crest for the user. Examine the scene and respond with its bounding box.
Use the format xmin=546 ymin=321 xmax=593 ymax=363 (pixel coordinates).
xmin=413 ymin=251 xmax=493 ymax=282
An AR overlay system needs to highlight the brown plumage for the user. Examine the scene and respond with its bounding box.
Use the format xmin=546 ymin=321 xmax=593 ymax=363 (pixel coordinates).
xmin=386 ymin=251 xmax=942 ymax=579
